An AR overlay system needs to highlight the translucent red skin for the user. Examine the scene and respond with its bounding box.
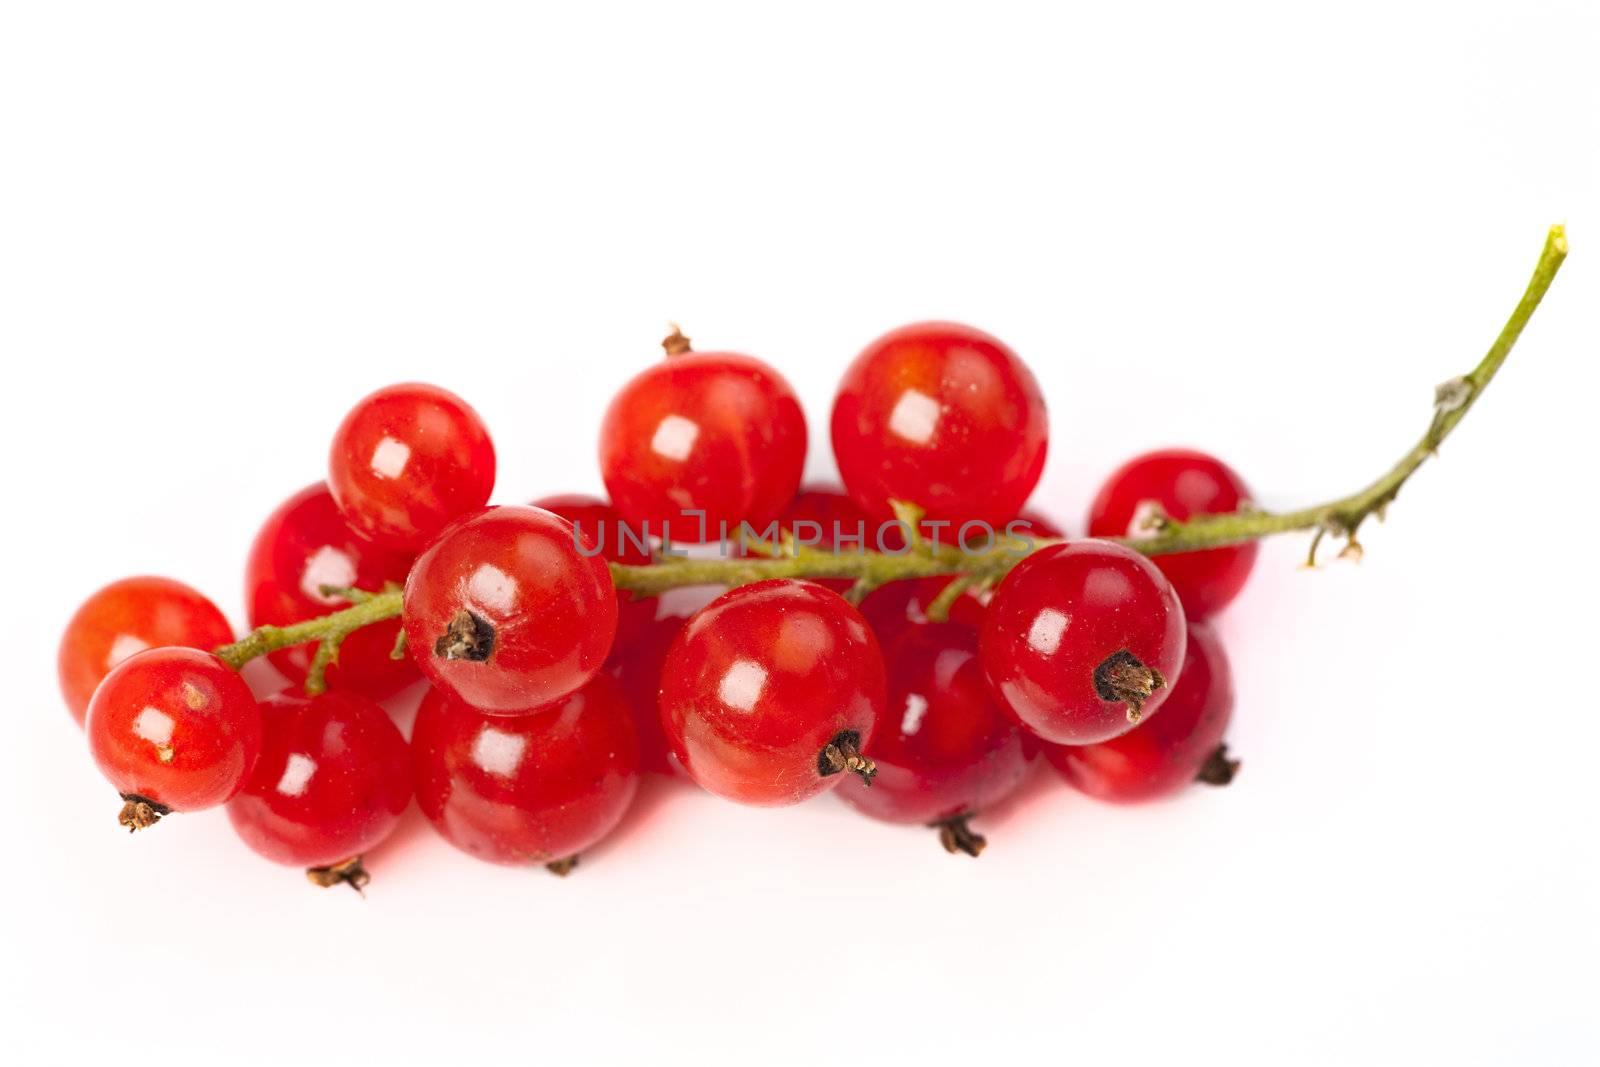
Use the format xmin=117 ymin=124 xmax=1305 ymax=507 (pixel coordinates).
xmin=227 ymin=688 xmax=412 ymax=867
xmin=245 ymin=483 xmax=418 ymax=699
xmin=530 ymin=493 xmax=654 ymax=648
xmin=838 ymin=622 xmax=1033 ymax=825
xmin=981 ymin=540 xmax=1188 ymax=745
xmin=402 ymin=506 xmax=618 ymax=713
xmin=831 ymin=322 xmax=1048 ymax=528
xmin=528 ymin=493 xmax=683 ymax=775
xmin=604 ymin=594 xmax=704 ymax=776
xmin=1087 ymin=448 xmax=1258 ymax=619
xmin=599 ymin=351 xmax=807 ymax=542
xmin=411 ymin=676 xmax=641 ymax=866
xmin=85 ymin=648 xmax=263 ymax=811
xmin=1045 ymin=623 xmax=1233 ymax=802
xmin=659 ymin=579 xmax=886 ymax=807
xmin=58 ymin=576 xmax=235 ymax=726
xmin=328 ymin=382 xmax=496 ymax=553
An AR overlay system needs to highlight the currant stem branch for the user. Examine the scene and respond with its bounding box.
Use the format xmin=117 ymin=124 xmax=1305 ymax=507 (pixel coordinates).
xmin=611 ymin=224 xmax=1567 ymax=587
xmin=214 ymin=589 xmax=405 ymax=692
xmin=209 ymin=227 xmax=1566 ymax=673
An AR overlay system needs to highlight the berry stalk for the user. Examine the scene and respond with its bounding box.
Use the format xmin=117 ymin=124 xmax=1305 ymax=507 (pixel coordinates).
xmin=1131 ymin=224 xmax=1566 ymax=565
xmin=211 ymin=226 xmax=1566 ymax=674
xmin=215 ymin=587 xmax=406 ymax=693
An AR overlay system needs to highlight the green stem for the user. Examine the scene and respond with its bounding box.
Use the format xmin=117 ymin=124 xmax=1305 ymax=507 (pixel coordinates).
xmin=214 ymin=589 xmax=405 ymax=692
xmin=210 ymin=227 xmax=1567 ymax=674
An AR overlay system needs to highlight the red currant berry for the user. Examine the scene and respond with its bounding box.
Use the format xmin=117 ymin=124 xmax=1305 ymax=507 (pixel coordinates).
xmin=994 ymin=509 xmax=1065 ymax=546
xmin=246 ymin=483 xmax=417 ymax=699
xmin=528 ymin=494 xmax=652 ymax=567
xmin=226 ymin=688 xmax=412 ymax=888
xmin=658 ymin=579 xmax=886 ymax=806
xmin=531 ymin=492 xmax=653 ymax=647
xmin=778 ymin=486 xmax=872 ymax=545
xmin=58 ymin=577 xmax=234 ymax=726
xmin=328 ymin=382 xmax=495 ymax=552
xmin=604 ymin=587 xmax=719 ymax=776
xmin=402 ymin=506 xmax=617 ymax=713
xmin=1045 ymin=623 xmax=1238 ymax=802
xmin=981 ymin=540 xmax=1187 ymax=745
xmin=837 ymin=622 xmax=1034 ymax=856
xmin=85 ymin=647 xmax=263 ymax=830
xmin=831 ymin=322 xmax=1048 ymax=528
xmin=412 ymin=675 xmax=641 ymax=870
xmin=1087 ymin=449 xmax=1258 ymax=619
xmin=599 ymin=330 xmax=806 ymax=542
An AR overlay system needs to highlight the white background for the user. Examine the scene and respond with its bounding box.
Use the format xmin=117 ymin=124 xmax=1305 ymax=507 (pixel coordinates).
xmin=2 ymin=3 xmax=1597 ymax=1064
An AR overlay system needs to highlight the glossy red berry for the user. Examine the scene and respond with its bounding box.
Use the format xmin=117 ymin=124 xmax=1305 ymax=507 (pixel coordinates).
xmin=227 ymin=688 xmax=412 ymax=885
xmin=58 ymin=577 xmax=235 ymax=726
xmin=659 ymin=579 xmax=886 ymax=806
xmin=604 ymin=586 xmax=720 ymax=776
xmin=412 ymin=675 xmax=641 ymax=869
xmin=1087 ymin=449 xmax=1258 ymax=619
xmin=246 ymin=483 xmax=417 ymax=699
xmin=981 ymin=540 xmax=1187 ymax=745
xmin=402 ymin=506 xmax=617 ymax=713
xmin=528 ymin=493 xmax=652 ymax=567
xmin=85 ymin=647 xmax=263 ymax=829
xmin=837 ymin=622 xmax=1033 ymax=855
xmin=831 ymin=322 xmax=1048 ymax=528
xmin=328 ymin=382 xmax=496 ymax=552
xmin=599 ymin=334 xmax=807 ymax=542
xmin=1045 ymin=623 xmax=1237 ymax=802
xmin=531 ymin=493 xmax=653 ymax=647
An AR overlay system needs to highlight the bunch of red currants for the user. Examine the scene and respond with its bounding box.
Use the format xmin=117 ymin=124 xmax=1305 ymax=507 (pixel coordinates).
xmin=58 ymin=322 xmax=1255 ymax=887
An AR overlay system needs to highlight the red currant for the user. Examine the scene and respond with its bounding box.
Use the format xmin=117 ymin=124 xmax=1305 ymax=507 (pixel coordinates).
xmin=402 ymin=505 xmax=617 ymax=713
xmin=528 ymin=493 xmax=652 ymax=568
xmin=1087 ymin=449 xmax=1258 ymax=619
xmin=1045 ymin=623 xmax=1238 ymax=801
xmin=837 ymin=621 xmax=1034 ymax=856
xmin=531 ymin=492 xmax=654 ymax=647
xmin=58 ymin=577 xmax=235 ymax=726
xmin=599 ymin=332 xmax=807 ymax=542
xmin=981 ymin=540 xmax=1187 ymax=744
xmin=85 ymin=647 xmax=263 ymax=829
xmin=831 ymin=322 xmax=1048 ymax=528
xmin=226 ymin=688 xmax=412 ymax=888
xmin=604 ymin=586 xmax=720 ymax=776
xmin=328 ymin=382 xmax=496 ymax=552
xmin=245 ymin=482 xmax=417 ymax=699
xmin=412 ymin=674 xmax=641 ymax=870
xmin=659 ymin=579 xmax=886 ymax=806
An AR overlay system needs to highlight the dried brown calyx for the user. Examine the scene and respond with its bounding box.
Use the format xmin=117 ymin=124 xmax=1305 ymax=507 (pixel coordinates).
xmin=1093 ymin=649 xmax=1166 ymax=724
xmin=933 ymin=814 xmax=987 ymax=858
xmin=306 ymin=856 xmax=371 ymax=894
xmin=435 ymin=609 xmax=494 ymax=662
xmin=818 ymin=731 xmax=877 ymax=785
xmin=1196 ymin=744 xmax=1241 ymax=786
xmin=118 ymin=794 xmax=170 ymax=832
